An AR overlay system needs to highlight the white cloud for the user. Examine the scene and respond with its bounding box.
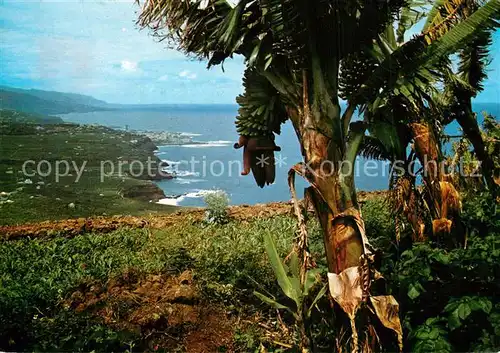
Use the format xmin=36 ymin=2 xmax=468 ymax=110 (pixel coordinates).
xmin=0 ymin=2 xmax=244 ymax=103
xmin=121 ymin=60 xmax=138 ymax=72
xmin=179 ymin=70 xmax=197 ymax=79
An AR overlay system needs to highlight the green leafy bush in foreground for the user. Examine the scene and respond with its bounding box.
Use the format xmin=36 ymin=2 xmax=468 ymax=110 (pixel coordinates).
xmin=390 ymin=234 xmax=500 ymax=352
xmin=380 ymin=191 xmax=500 ymax=353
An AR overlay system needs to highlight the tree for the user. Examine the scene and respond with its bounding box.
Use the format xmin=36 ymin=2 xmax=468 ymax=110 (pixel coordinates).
xmin=438 ymin=1 xmax=499 ymax=193
xmin=358 ymin=0 xmax=499 ymax=243
xmin=137 ymin=0 xmax=499 ymax=350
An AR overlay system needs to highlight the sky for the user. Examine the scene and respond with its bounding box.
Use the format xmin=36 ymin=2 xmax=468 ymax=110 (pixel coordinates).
xmin=0 ymin=0 xmax=498 ymax=105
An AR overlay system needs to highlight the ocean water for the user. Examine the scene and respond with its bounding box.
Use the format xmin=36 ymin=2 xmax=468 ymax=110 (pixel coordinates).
xmin=61 ymin=103 xmax=498 ymax=206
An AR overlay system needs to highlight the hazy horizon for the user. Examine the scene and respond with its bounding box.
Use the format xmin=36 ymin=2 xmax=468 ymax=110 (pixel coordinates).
xmin=3 ymin=84 xmax=500 ymax=108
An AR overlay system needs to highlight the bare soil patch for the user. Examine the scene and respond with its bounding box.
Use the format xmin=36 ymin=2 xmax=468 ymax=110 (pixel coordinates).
xmin=64 ymin=269 xmax=235 ymax=352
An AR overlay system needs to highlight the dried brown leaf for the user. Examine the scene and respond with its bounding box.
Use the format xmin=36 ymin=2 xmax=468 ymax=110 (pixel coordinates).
xmin=328 ymin=266 xmax=363 ymax=319
xmin=370 ymin=295 xmax=403 ymax=352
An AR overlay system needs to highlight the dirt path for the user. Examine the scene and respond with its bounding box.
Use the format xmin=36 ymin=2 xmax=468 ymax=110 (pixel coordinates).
xmin=0 ymin=191 xmax=386 ymax=240
xmin=0 ymin=202 xmax=294 ymax=240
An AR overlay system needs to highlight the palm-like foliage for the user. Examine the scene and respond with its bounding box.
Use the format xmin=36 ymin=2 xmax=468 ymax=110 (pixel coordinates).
xmin=349 ymin=0 xmax=499 ymax=242
xmin=440 ymin=1 xmax=499 ymax=190
xmin=137 ymin=0 xmax=499 ymax=350
xmin=350 ymin=0 xmax=499 ymax=110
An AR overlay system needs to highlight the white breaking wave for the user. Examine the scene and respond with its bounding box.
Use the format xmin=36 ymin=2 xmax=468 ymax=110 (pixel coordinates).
xmin=157 ymin=189 xmax=218 ymax=206
xmin=161 ymin=160 xmax=183 ymax=165
xmin=157 ymin=140 xmax=232 ymax=148
xmin=157 ymin=198 xmax=180 ymax=206
xmin=179 ymin=132 xmax=202 ymax=137
xmin=209 ymin=140 xmax=233 ymax=144
xmin=180 ymin=140 xmax=233 ymax=148
xmin=162 ymin=170 xmax=200 ymax=177
xmin=175 ymin=178 xmax=206 ymax=184
xmin=184 ymin=190 xmax=217 ymax=198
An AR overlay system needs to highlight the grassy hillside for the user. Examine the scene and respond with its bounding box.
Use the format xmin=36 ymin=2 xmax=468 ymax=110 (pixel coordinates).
xmin=0 ymin=193 xmax=497 ymax=352
xmin=0 ymin=109 xmax=63 ymax=125
xmin=0 ymin=121 xmax=174 ymax=225
xmin=0 ymin=212 xmax=311 ymax=352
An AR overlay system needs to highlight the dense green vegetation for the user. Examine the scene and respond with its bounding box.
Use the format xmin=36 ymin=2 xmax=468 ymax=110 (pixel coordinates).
xmin=0 ymin=215 xmax=300 ymax=351
xmin=371 ymin=193 xmax=500 ymax=353
xmin=0 ymin=194 xmax=497 ymax=352
xmin=0 ymin=109 xmax=63 ymax=125
xmin=0 ymin=119 xmax=174 ymax=225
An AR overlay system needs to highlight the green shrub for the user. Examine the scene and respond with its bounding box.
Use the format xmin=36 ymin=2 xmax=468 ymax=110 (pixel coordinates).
xmin=359 ymin=192 xmax=500 ymax=352
xmin=203 ymin=190 xmax=230 ymax=225
xmin=461 ymin=190 xmax=500 ymax=235
xmin=361 ymin=196 xmax=394 ymax=240
xmin=384 ymin=228 xmax=500 ymax=351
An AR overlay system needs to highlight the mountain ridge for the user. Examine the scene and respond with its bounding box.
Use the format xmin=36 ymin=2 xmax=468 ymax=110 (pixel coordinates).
xmin=0 ymin=86 xmax=111 ymax=115
xmin=0 ymin=85 xmax=109 ymax=108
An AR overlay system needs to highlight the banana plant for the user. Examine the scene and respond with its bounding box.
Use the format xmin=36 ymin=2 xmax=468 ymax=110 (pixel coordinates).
xmin=351 ymin=0 xmax=499 ymax=242
xmin=254 ymin=232 xmax=326 ymax=352
xmin=137 ymin=0 xmax=499 ymax=350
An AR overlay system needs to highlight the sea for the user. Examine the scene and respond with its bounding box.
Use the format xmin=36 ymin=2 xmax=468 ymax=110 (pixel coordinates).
xmin=60 ymin=103 xmax=499 ymax=207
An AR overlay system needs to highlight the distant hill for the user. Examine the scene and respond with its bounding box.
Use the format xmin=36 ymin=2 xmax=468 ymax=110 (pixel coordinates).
xmin=0 ymin=86 xmax=109 ymax=108
xmin=0 ymin=86 xmax=111 ymax=115
xmin=0 ymin=109 xmax=64 ymax=125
